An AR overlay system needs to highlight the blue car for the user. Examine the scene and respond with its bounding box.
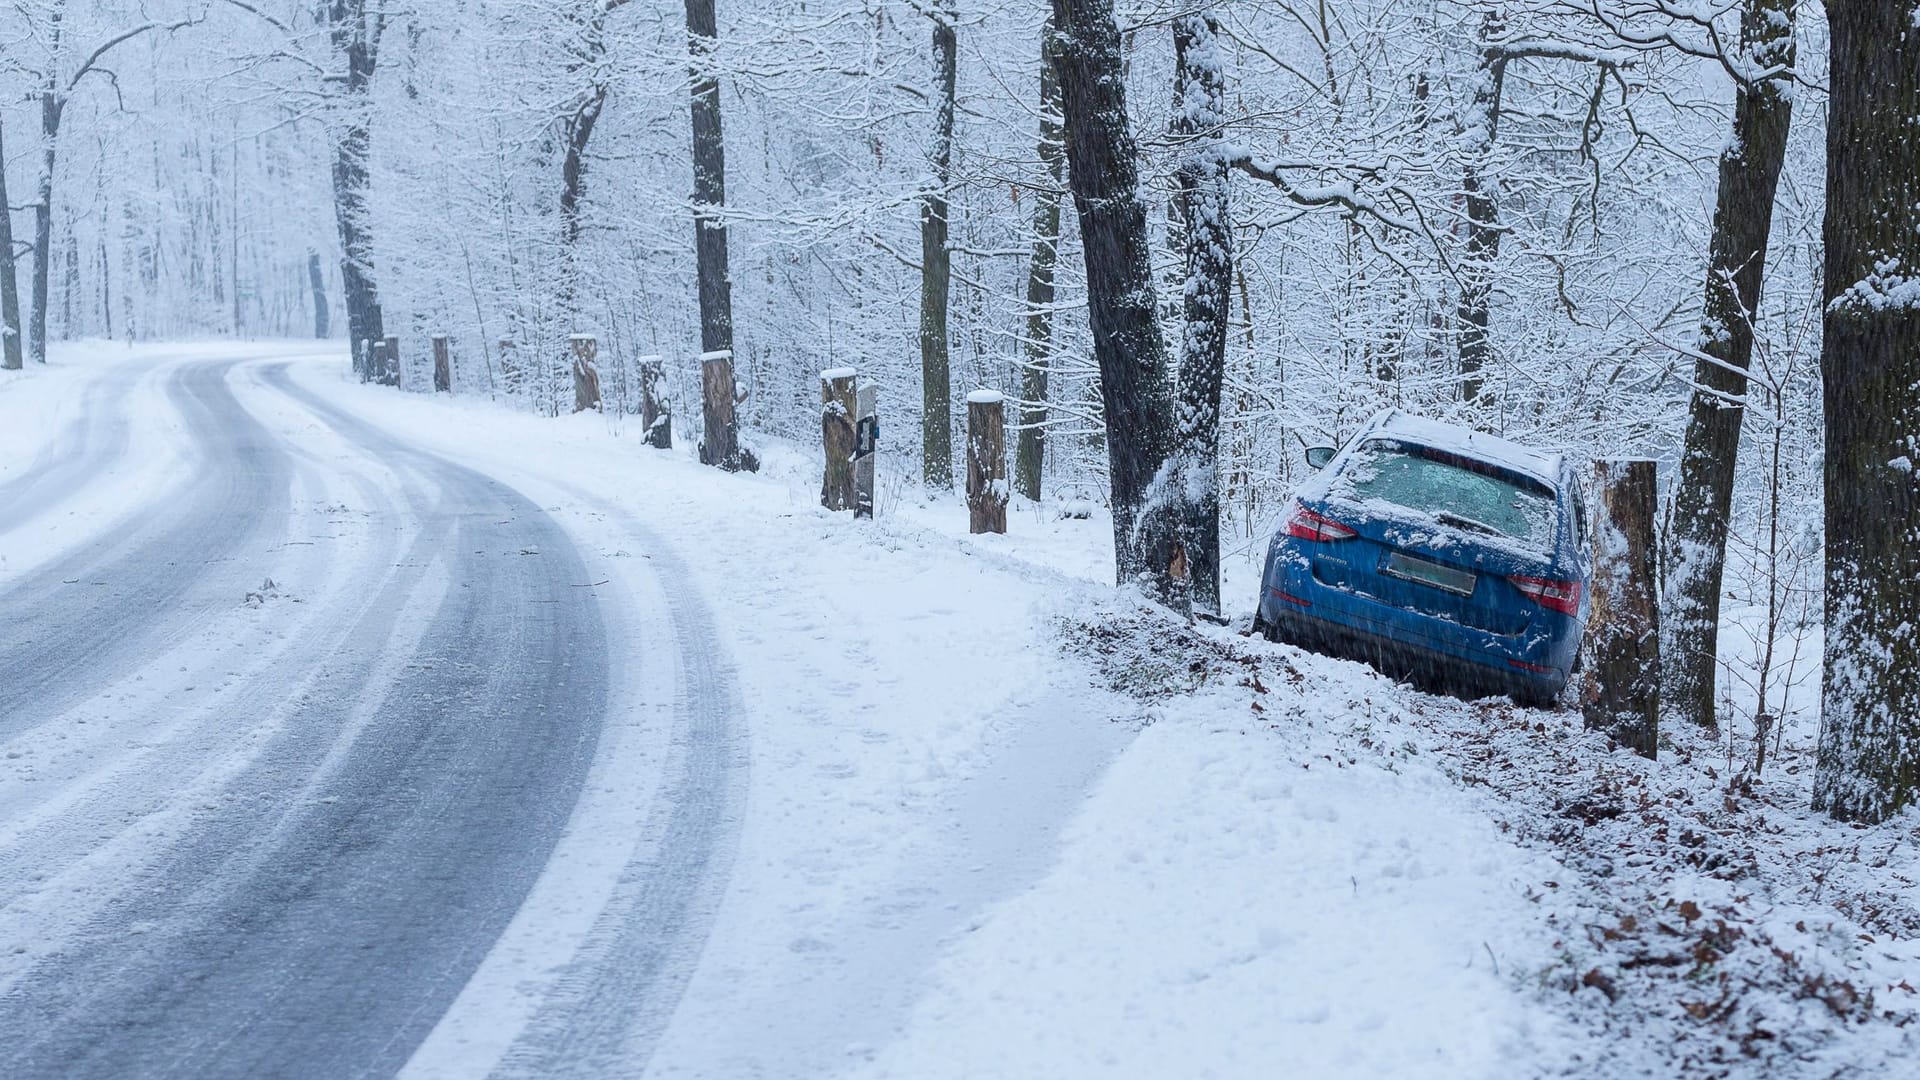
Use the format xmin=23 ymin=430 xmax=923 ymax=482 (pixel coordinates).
xmin=1252 ymin=410 xmax=1591 ymax=707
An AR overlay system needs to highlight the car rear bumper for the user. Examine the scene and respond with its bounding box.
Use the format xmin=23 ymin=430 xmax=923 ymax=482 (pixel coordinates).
xmin=1260 ymin=603 xmax=1567 ymax=704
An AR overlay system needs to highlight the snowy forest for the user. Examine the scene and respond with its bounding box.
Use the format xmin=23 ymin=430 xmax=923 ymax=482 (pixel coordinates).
xmin=10 ymin=0 xmax=1920 ymax=1074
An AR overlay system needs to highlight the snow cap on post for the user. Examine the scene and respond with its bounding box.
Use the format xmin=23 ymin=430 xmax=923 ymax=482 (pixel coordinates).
xmin=967 ymin=388 xmax=1004 ymax=405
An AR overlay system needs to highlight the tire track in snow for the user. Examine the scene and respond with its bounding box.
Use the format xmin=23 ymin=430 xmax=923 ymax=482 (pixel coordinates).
xmin=0 ymin=362 xmax=609 ymax=1079
xmin=0 ymin=360 xmax=292 ymax=733
xmin=479 ymin=483 xmax=747 ymax=1080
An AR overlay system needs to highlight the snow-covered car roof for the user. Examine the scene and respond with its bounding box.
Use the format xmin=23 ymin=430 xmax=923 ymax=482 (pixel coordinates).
xmin=1358 ymin=409 xmax=1565 ymax=485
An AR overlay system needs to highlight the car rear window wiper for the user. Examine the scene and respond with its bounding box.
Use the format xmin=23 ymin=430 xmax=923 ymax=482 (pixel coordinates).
xmin=1435 ymin=511 xmax=1504 ymax=537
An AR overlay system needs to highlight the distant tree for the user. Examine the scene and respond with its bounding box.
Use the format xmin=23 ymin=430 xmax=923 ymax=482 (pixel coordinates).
xmin=15 ymin=1 xmax=194 ymax=364
xmin=1662 ymin=0 xmax=1797 ymax=732
xmin=1813 ymin=2 xmax=1920 ymax=824
xmin=1048 ymin=0 xmax=1183 ymax=603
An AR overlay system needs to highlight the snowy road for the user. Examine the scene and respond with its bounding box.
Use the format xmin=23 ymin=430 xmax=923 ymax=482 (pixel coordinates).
xmin=0 ymin=353 xmax=737 ymax=1078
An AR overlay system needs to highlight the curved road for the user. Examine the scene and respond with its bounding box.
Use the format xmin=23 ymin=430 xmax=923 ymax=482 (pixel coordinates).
xmin=0 ymin=353 xmax=736 ymax=1078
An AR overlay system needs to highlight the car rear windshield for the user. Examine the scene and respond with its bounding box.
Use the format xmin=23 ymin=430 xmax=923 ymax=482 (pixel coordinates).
xmin=1335 ymin=439 xmax=1558 ymax=548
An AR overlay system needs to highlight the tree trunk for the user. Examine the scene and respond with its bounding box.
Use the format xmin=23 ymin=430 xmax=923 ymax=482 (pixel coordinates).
xmin=1662 ymin=0 xmax=1796 ymax=732
xmin=1048 ymin=0 xmax=1181 ymax=602
xmin=919 ymin=7 xmax=958 ymax=489
xmin=1456 ymin=12 xmax=1505 ymax=405
xmin=1014 ymin=31 xmax=1063 ymax=502
xmin=0 ymin=118 xmax=22 ymax=371
xmin=685 ymin=0 xmax=749 ymax=470
xmin=307 ymin=250 xmax=330 ymax=339
xmin=1171 ymin=13 xmax=1231 ymax=620
xmin=967 ymin=391 xmax=1008 ymax=534
xmin=821 ymin=368 xmax=857 ymax=511
xmin=1584 ymin=459 xmax=1660 ymax=760
xmin=328 ymin=1 xmax=383 ymax=380
xmin=1813 ymin=3 xmax=1920 ymax=824
xmin=30 ymin=87 xmax=60 ymax=365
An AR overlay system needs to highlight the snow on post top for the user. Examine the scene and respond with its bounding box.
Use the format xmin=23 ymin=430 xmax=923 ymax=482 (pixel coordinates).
xmin=568 ymin=332 xmax=594 ymax=341
xmin=967 ymin=388 xmax=1004 ymax=405
xmin=1366 ymin=408 xmax=1565 ymax=481
xmin=821 ymin=366 xmax=857 ymax=381
xmin=699 ymin=349 xmax=733 ymax=362
xmin=635 ymin=354 xmax=663 ymax=363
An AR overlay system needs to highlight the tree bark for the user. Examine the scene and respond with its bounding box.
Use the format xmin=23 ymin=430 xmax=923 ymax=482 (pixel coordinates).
xmin=1455 ymin=12 xmax=1505 ymax=406
xmin=967 ymin=391 xmax=1008 ymax=534
xmin=0 ymin=119 xmax=22 ymax=371
xmin=1814 ymin=3 xmax=1920 ymax=824
xmin=1584 ymin=459 xmax=1660 ymax=760
xmin=1662 ymin=0 xmax=1796 ymax=732
xmin=328 ymin=1 xmax=384 ymax=379
xmin=685 ymin=0 xmax=748 ymax=470
xmin=1014 ymin=31 xmax=1063 ymax=502
xmin=821 ymin=369 xmax=857 ymax=511
xmin=307 ymin=250 xmax=330 ymax=339
xmin=919 ymin=7 xmax=958 ymax=489
xmin=1171 ymin=13 xmax=1231 ymax=620
xmin=1048 ymin=0 xmax=1182 ymax=602
xmin=31 ymin=83 xmax=61 ymax=365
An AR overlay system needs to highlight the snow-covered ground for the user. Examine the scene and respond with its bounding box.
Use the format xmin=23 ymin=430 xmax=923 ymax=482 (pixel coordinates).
xmin=4 ymin=341 xmax=1917 ymax=1078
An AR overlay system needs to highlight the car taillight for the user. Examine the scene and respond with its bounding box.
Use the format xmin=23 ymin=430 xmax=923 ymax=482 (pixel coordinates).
xmin=1284 ymin=503 xmax=1357 ymax=542
xmin=1511 ymin=575 xmax=1582 ymax=616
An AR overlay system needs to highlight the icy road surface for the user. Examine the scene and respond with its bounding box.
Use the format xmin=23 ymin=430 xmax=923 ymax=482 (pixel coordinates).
xmin=0 ymin=351 xmax=739 ymax=1077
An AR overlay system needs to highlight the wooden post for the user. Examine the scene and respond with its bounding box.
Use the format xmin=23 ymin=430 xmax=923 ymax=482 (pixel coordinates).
xmin=637 ymin=354 xmax=671 ymax=448
xmin=432 ymin=334 xmax=451 ymax=393
xmin=1583 ymin=458 xmax=1660 ymax=759
xmin=855 ymin=382 xmax=878 ymax=519
xmin=821 ymin=367 xmax=857 ymax=511
xmin=570 ymin=334 xmax=602 ymax=413
xmin=356 ymin=338 xmax=371 ymax=383
xmin=966 ymin=389 xmax=1008 ymax=534
xmin=370 ymin=339 xmax=389 ymax=387
xmin=383 ymin=335 xmax=400 ymax=388
xmin=699 ymin=348 xmax=755 ymax=470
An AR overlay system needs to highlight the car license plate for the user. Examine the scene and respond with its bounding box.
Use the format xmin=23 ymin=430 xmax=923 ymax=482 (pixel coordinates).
xmin=1382 ymin=551 xmax=1476 ymax=596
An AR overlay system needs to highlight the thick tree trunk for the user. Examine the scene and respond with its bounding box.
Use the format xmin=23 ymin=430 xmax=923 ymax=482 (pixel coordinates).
xmin=1455 ymin=12 xmax=1505 ymax=405
xmin=1662 ymin=0 xmax=1796 ymax=732
xmin=685 ymin=0 xmax=748 ymax=470
xmin=967 ymin=391 xmax=1008 ymax=534
xmin=328 ymin=1 xmax=383 ymax=380
xmin=1048 ymin=0 xmax=1181 ymax=602
xmin=1171 ymin=13 xmax=1231 ymax=620
xmin=1014 ymin=32 xmax=1063 ymax=503
xmin=1813 ymin=4 xmax=1920 ymax=824
xmin=1584 ymin=459 xmax=1660 ymax=759
xmin=307 ymin=250 xmax=330 ymax=339
xmin=0 ymin=119 xmax=22 ymax=371
xmin=919 ymin=8 xmax=958 ymax=489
